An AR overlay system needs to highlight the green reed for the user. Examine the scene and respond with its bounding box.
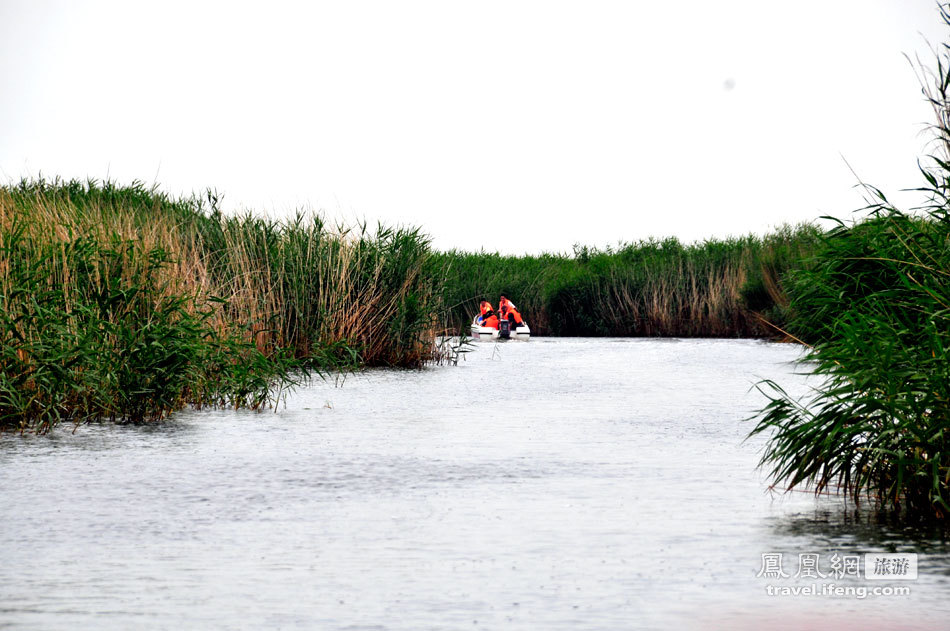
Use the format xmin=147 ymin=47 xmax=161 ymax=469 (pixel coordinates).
xmin=0 ymin=179 xmax=439 ymax=432
xmin=750 ymin=5 xmax=950 ymax=521
xmin=436 ymin=225 xmax=818 ymax=337
xmin=750 ymin=210 xmax=950 ymax=519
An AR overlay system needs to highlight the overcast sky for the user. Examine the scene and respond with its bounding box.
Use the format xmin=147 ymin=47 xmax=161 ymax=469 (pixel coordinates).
xmin=1 ymin=1 xmax=946 ymax=253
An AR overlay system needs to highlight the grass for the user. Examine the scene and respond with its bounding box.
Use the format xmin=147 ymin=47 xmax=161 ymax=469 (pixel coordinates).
xmin=436 ymin=226 xmax=819 ymax=337
xmin=750 ymin=5 xmax=950 ymax=521
xmin=750 ymin=209 xmax=950 ymax=520
xmin=0 ymin=180 xmax=439 ymax=433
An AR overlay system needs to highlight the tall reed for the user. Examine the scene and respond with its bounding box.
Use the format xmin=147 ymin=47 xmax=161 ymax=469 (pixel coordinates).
xmin=437 ymin=226 xmax=818 ymax=337
xmin=0 ymin=179 xmax=440 ymax=432
xmin=750 ymin=6 xmax=950 ymax=521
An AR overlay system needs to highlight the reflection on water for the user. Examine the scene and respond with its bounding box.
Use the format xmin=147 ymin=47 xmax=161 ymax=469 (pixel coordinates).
xmin=1 ymin=338 xmax=948 ymax=630
xmin=772 ymin=505 xmax=950 ymax=552
xmin=767 ymin=503 xmax=950 ymax=586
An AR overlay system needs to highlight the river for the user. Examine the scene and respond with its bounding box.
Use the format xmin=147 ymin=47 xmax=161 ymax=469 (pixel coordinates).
xmin=1 ymin=338 xmax=948 ymax=630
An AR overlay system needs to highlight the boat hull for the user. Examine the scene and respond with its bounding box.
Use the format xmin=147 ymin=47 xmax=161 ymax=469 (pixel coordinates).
xmin=470 ymin=321 xmax=531 ymax=341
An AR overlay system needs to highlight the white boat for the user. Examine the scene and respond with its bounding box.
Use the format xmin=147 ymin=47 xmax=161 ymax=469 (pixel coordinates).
xmin=470 ymin=315 xmax=531 ymax=341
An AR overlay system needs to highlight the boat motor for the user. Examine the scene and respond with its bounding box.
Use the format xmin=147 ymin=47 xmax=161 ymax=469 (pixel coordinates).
xmin=499 ymin=319 xmax=511 ymax=339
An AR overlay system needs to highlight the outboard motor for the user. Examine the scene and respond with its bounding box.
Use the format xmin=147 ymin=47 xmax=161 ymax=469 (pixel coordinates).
xmin=499 ymin=319 xmax=511 ymax=339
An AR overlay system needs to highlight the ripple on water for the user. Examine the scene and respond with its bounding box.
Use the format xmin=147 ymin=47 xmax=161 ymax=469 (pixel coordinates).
xmin=1 ymin=338 xmax=947 ymax=631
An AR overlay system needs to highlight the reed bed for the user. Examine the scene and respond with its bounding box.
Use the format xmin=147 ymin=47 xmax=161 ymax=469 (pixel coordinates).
xmin=750 ymin=208 xmax=950 ymax=520
xmin=0 ymin=180 xmax=439 ymax=432
xmin=750 ymin=6 xmax=950 ymax=522
xmin=1 ymin=178 xmax=818 ymax=434
xmin=437 ymin=226 xmax=818 ymax=337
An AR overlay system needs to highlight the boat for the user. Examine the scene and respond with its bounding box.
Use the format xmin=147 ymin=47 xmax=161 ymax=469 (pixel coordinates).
xmin=470 ymin=315 xmax=531 ymax=341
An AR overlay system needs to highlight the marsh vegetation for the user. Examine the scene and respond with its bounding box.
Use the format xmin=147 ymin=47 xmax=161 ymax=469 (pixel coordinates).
xmin=0 ymin=180 xmax=820 ymax=432
xmin=437 ymin=227 xmax=818 ymax=337
xmin=750 ymin=8 xmax=950 ymax=521
xmin=0 ymin=181 xmax=438 ymax=432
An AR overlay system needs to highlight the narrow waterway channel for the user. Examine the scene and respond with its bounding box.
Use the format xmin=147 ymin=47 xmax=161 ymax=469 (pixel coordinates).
xmin=2 ymin=339 xmax=948 ymax=630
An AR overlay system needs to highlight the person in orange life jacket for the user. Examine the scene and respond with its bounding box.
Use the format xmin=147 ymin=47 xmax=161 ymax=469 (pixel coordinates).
xmin=498 ymin=295 xmax=518 ymax=311
xmin=478 ymin=301 xmax=499 ymax=329
xmin=497 ymin=296 xmax=523 ymax=326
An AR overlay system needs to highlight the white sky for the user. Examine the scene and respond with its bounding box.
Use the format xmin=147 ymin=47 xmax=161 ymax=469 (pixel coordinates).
xmin=1 ymin=1 xmax=946 ymax=253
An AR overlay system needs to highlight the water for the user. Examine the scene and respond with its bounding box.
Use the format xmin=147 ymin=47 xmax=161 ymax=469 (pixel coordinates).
xmin=2 ymin=339 xmax=948 ymax=630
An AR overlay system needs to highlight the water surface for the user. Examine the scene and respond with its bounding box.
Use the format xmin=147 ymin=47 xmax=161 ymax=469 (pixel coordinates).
xmin=2 ymin=339 xmax=948 ymax=630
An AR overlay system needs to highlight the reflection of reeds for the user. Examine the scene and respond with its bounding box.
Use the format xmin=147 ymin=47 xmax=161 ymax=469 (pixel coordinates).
xmin=0 ymin=180 xmax=438 ymax=432
xmin=751 ymin=8 xmax=950 ymax=522
xmin=436 ymin=227 xmax=819 ymax=337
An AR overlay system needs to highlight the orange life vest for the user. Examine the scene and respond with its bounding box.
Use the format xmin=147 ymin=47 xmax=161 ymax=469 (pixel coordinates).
xmin=499 ymin=301 xmax=523 ymax=326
